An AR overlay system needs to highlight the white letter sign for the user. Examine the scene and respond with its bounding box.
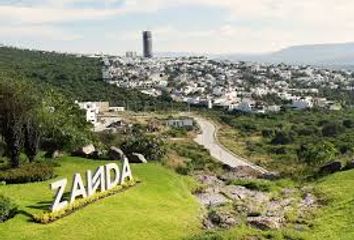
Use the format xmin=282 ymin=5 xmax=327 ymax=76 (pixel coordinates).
xmin=87 ymin=166 xmax=106 ymax=197
xmin=49 ymin=161 xmax=133 ymax=212
xmin=50 ymin=179 xmax=68 ymax=212
xmin=105 ymin=163 xmax=120 ymax=190
xmin=70 ymin=173 xmax=87 ymax=203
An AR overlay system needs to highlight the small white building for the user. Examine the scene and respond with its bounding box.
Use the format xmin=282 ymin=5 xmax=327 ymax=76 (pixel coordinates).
xmin=77 ymin=101 xmax=99 ymax=125
xmin=230 ymin=99 xmax=255 ymax=113
xmin=291 ymin=97 xmax=313 ymax=110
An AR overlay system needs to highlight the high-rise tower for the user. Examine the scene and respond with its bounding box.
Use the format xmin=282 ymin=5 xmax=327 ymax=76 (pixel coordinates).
xmin=143 ymin=31 xmax=153 ymax=58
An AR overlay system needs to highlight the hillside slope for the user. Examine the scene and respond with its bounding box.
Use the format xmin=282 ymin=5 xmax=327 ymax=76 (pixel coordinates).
xmin=0 ymin=157 xmax=201 ymax=240
xmin=221 ymin=42 xmax=354 ymax=66
xmin=0 ymin=46 xmax=180 ymax=111
xmin=310 ymin=169 xmax=354 ymax=239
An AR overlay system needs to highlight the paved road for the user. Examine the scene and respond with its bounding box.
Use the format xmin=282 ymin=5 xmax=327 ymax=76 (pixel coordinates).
xmin=194 ymin=116 xmax=267 ymax=173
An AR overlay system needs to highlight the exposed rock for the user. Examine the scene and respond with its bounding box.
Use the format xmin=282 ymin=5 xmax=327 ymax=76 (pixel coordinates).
xmin=89 ymin=150 xmax=103 ymax=160
xmin=221 ymin=166 xmax=263 ymax=180
xmin=262 ymin=171 xmax=281 ymax=180
xmin=319 ymin=161 xmax=342 ymax=175
xmin=344 ymin=159 xmax=354 ymax=170
xmin=108 ymin=146 xmax=124 ymax=160
xmin=206 ymin=209 xmax=240 ymax=229
xmin=196 ymin=192 xmax=231 ymax=207
xmin=300 ymin=193 xmax=316 ymax=208
xmin=197 ymin=174 xmax=224 ymax=186
xmin=45 ymin=150 xmax=63 ymax=159
xmin=247 ymin=216 xmax=282 ymax=230
xmin=221 ymin=185 xmax=269 ymax=203
xmin=281 ymin=188 xmax=297 ymax=198
xmin=129 ymin=153 xmax=148 ymax=163
xmin=73 ymin=144 xmax=95 ymax=157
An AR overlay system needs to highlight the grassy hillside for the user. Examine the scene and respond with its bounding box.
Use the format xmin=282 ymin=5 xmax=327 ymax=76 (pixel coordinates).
xmin=310 ymin=169 xmax=354 ymax=239
xmin=0 ymin=46 xmax=183 ymax=111
xmin=0 ymin=157 xmax=201 ymax=240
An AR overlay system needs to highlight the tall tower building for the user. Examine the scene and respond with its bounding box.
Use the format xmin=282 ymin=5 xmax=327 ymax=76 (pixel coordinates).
xmin=143 ymin=31 xmax=153 ymax=58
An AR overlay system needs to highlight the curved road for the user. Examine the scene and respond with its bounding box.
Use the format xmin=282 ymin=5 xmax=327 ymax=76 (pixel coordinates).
xmin=194 ymin=116 xmax=267 ymax=173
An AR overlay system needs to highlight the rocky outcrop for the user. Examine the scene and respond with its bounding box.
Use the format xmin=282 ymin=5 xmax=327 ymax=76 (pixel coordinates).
xmin=44 ymin=150 xmax=63 ymax=159
xmin=73 ymin=144 xmax=95 ymax=157
xmin=344 ymin=159 xmax=354 ymax=170
xmin=247 ymin=216 xmax=282 ymax=230
xmin=108 ymin=147 xmax=124 ymax=160
xmin=89 ymin=150 xmax=103 ymax=160
xmin=129 ymin=153 xmax=148 ymax=163
xmin=262 ymin=171 xmax=281 ymax=180
xmin=196 ymin=193 xmax=231 ymax=207
xmin=194 ymin=167 xmax=319 ymax=232
xmin=204 ymin=209 xmax=240 ymax=229
xmin=319 ymin=161 xmax=342 ymax=174
xmin=221 ymin=166 xmax=264 ymax=180
xmin=221 ymin=185 xmax=269 ymax=203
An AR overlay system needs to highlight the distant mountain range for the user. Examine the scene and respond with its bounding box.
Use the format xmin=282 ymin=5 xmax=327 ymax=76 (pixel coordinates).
xmin=217 ymin=42 xmax=354 ymax=68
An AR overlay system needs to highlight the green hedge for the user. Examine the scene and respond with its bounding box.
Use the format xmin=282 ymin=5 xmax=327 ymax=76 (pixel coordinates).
xmin=0 ymin=163 xmax=55 ymax=184
xmin=0 ymin=194 xmax=18 ymax=223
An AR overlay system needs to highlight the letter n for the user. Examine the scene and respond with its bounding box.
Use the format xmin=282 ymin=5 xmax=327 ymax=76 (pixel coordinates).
xmin=87 ymin=166 xmax=106 ymax=197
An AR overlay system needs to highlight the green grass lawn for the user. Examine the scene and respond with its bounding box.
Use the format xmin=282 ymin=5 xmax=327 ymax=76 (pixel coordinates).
xmin=0 ymin=157 xmax=202 ymax=240
xmin=309 ymin=169 xmax=354 ymax=239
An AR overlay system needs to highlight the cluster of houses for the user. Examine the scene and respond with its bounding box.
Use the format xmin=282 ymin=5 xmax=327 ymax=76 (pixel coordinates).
xmin=102 ymin=56 xmax=353 ymax=113
xmin=76 ymin=101 xmax=126 ymax=130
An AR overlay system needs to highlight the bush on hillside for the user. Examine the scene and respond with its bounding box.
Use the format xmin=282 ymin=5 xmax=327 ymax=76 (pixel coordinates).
xmin=0 ymin=194 xmax=18 ymax=223
xmin=121 ymin=134 xmax=166 ymax=161
xmin=271 ymin=131 xmax=295 ymax=145
xmin=0 ymin=163 xmax=55 ymax=184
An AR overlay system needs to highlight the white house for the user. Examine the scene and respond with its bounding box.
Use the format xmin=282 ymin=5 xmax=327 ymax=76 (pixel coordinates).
xmin=291 ymin=97 xmax=313 ymax=110
xmin=230 ymin=99 xmax=255 ymax=113
xmin=77 ymin=102 xmax=99 ymax=125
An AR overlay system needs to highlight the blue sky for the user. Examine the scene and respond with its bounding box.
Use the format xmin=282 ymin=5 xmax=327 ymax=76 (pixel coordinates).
xmin=0 ymin=0 xmax=353 ymax=54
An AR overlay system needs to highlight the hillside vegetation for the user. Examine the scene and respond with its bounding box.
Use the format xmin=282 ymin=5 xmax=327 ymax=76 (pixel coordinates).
xmin=0 ymin=157 xmax=201 ymax=240
xmin=0 ymin=46 xmax=182 ymax=111
xmin=213 ymin=109 xmax=354 ymax=178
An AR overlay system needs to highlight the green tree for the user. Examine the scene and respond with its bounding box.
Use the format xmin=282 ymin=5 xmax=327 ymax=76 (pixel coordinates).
xmin=297 ymin=141 xmax=338 ymax=166
xmin=23 ymin=118 xmax=41 ymax=163
xmin=121 ymin=133 xmax=166 ymax=161
xmin=38 ymin=90 xmax=93 ymax=152
xmin=0 ymin=78 xmax=38 ymax=167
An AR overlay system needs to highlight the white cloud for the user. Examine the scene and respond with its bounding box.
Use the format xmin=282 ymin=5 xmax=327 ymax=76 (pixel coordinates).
xmin=1 ymin=0 xmax=354 ymax=53
xmin=0 ymin=25 xmax=82 ymax=41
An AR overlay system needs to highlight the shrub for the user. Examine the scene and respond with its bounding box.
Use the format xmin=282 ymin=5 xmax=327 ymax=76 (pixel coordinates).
xmin=0 ymin=194 xmax=18 ymax=223
xmin=261 ymin=128 xmax=274 ymax=138
xmin=322 ymin=122 xmax=344 ymax=137
xmin=0 ymin=163 xmax=55 ymax=184
xmin=121 ymin=133 xmax=166 ymax=161
xmin=343 ymin=119 xmax=353 ymax=128
xmin=271 ymin=131 xmax=294 ymax=145
xmin=166 ymin=128 xmax=188 ymax=138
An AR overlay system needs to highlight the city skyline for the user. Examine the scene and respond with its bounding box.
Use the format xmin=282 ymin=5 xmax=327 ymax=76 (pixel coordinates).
xmin=1 ymin=0 xmax=353 ymax=55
